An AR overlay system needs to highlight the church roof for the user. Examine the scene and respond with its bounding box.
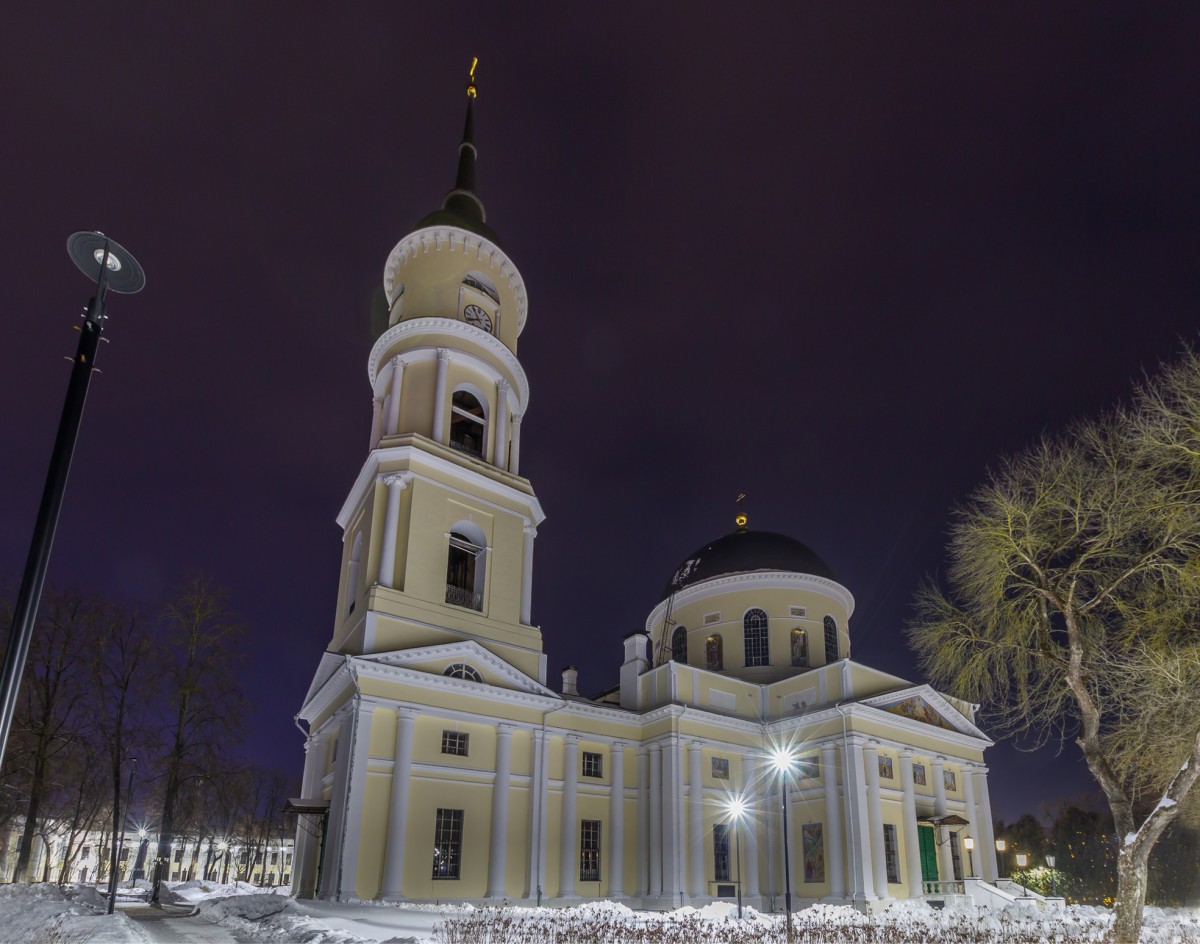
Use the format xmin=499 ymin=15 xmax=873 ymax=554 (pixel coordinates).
xmin=664 ymin=527 xmax=835 ymax=598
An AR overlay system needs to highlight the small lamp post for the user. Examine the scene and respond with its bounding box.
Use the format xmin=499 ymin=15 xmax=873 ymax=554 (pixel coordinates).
xmin=770 ymin=749 xmax=796 ymax=943
xmin=995 ymin=839 xmax=1007 ymax=880
xmin=1045 ymin=854 xmax=1057 ymax=898
xmin=726 ymin=798 xmax=747 ymax=920
xmin=1015 ymin=853 xmax=1029 ymax=896
xmin=962 ymin=835 xmax=975 ymax=878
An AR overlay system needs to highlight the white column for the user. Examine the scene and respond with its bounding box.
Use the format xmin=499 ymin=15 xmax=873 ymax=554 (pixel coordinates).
xmin=320 ymin=714 xmax=353 ymax=898
xmin=687 ymin=741 xmax=704 ymax=899
xmin=520 ymin=522 xmax=536 ymax=625
xmin=863 ymin=742 xmax=888 ymax=898
xmin=370 ymin=397 xmax=383 ymax=448
xmin=494 ymin=379 xmax=510 ymax=469
xmin=898 ymin=750 xmax=923 ymax=897
xmin=487 ymin=724 xmax=514 ymax=898
xmin=608 ymin=742 xmax=626 ymax=897
xmin=784 ymin=777 xmax=798 ymax=901
xmin=932 ymin=758 xmax=955 ymax=883
xmin=385 ymin=356 xmax=404 ymax=436
xmin=378 ymin=474 xmax=409 ymax=590
xmin=292 ymin=733 xmax=325 ymax=898
xmin=975 ymin=767 xmax=998 ymax=882
xmin=741 ymin=753 xmax=760 ymax=898
xmin=559 ymin=735 xmax=579 ymax=898
xmin=381 ymin=709 xmax=416 ymax=899
xmin=510 ymin=413 xmax=523 ymax=474
xmin=962 ymin=763 xmax=979 ymax=878
xmin=525 ymin=729 xmax=547 ymax=899
xmin=843 ymin=738 xmax=875 ymax=901
xmin=648 ymin=744 xmax=662 ymax=898
xmin=336 ymin=701 xmax=375 ymax=901
xmin=821 ymin=742 xmax=845 ymax=898
xmin=636 ymin=747 xmax=649 ymax=897
xmin=431 ymin=348 xmax=450 ymax=443
xmin=662 ymin=737 xmax=682 ymax=904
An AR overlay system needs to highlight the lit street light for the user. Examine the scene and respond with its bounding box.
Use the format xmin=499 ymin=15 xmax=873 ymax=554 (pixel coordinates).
xmin=1015 ymin=853 xmax=1029 ymax=896
xmin=1046 ymin=854 xmax=1057 ymax=898
xmin=995 ymin=838 xmax=1008 ymax=880
xmin=770 ymin=748 xmax=796 ymax=943
xmin=725 ymin=797 xmax=747 ymax=920
xmin=962 ymin=835 xmax=975 ymax=878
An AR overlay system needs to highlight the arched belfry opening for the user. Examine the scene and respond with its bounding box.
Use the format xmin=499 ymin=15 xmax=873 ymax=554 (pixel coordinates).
xmin=449 ymin=388 xmax=487 ymax=458
xmin=446 ymin=520 xmax=487 ymax=611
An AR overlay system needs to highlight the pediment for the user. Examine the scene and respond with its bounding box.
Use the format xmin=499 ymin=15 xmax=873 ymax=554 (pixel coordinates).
xmin=301 ymin=651 xmax=347 ymax=708
xmin=861 ymin=685 xmax=986 ymax=739
xmin=357 ymin=640 xmax=554 ymax=697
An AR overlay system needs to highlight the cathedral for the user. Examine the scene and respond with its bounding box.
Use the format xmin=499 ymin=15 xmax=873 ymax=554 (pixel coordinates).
xmin=289 ymin=72 xmax=1000 ymax=911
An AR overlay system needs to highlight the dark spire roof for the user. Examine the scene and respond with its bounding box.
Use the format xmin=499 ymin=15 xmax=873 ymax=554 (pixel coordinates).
xmin=662 ymin=528 xmax=835 ymax=599
xmin=412 ymin=59 xmax=504 ymax=247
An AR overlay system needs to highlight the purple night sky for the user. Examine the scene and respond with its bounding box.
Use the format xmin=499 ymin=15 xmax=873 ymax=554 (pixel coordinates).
xmin=3 ymin=4 xmax=1199 ymax=822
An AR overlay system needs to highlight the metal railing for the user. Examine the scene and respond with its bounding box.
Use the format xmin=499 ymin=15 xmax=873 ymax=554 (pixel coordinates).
xmin=445 ymin=584 xmax=482 ymax=611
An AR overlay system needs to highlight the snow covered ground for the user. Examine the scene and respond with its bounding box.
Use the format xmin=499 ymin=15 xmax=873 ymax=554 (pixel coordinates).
xmin=2 ymin=882 xmax=1198 ymax=944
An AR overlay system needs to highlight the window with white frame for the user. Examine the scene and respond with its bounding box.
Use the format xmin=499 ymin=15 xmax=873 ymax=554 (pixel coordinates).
xmin=580 ymin=820 xmax=601 ymax=882
xmin=713 ymin=824 xmax=731 ymax=881
xmin=443 ymin=663 xmax=483 ymax=683
xmin=432 ymin=809 xmax=464 ymax=879
xmin=446 ymin=530 xmax=485 ymax=611
xmin=884 ymin=824 xmax=901 ymax=883
xmin=671 ymin=626 xmax=688 ymax=662
xmin=582 ymin=751 xmax=603 ymax=778
xmin=744 ymin=608 xmax=769 ymax=666
xmin=823 ymin=615 xmax=839 ymax=662
xmin=441 ymin=731 xmax=469 ymax=756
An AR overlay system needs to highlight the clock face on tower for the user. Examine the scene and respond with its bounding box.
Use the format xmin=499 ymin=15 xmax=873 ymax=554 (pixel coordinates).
xmin=463 ymin=304 xmax=494 ymax=334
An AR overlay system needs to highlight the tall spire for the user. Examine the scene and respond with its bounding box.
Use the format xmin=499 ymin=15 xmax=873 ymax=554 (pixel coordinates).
xmin=442 ymin=57 xmax=486 ymax=225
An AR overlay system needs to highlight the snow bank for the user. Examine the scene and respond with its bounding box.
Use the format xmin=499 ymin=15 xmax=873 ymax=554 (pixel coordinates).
xmin=0 ymin=882 xmax=148 ymax=944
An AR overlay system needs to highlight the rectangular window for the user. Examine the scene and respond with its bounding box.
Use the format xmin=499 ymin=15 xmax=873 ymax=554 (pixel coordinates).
xmin=580 ymin=820 xmax=601 ymax=882
xmin=711 ymin=757 xmax=729 ymax=780
xmin=441 ymin=730 xmax=469 ymax=756
xmin=174 ymin=849 xmax=183 ymax=863
xmin=713 ymin=824 xmax=731 ymax=881
xmin=582 ymin=751 xmax=603 ymax=778
xmin=432 ymin=808 xmax=464 ymax=879
xmin=801 ymin=823 xmax=825 ymax=883
xmin=884 ymin=824 xmax=901 ymax=883
xmin=798 ymin=756 xmax=820 ymax=780
xmin=949 ymin=831 xmax=963 ymax=881
xmin=878 ymin=755 xmax=894 ymax=779
xmin=119 ymin=847 xmax=129 ymax=861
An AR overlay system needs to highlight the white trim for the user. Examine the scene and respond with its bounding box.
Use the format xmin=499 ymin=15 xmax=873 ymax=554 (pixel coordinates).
xmin=359 ymin=640 xmax=557 ymax=697
xmin=382 ymin=227 xmax=528 ymax=336
xmin=859 ymin=684 xmax=989 ymax=741
xmin=645 ymin=571 xmax=855 ymax=637
xmin=336 ymin=444 xmax=545 ymax=531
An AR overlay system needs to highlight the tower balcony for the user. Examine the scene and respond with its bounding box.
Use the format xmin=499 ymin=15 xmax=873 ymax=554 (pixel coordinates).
xmin=445 ymin=584 xmax=483 ymax=611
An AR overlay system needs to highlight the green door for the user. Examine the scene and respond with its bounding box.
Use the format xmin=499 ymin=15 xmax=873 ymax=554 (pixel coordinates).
xmin=917 ymin=824 xmax=939 ymax=883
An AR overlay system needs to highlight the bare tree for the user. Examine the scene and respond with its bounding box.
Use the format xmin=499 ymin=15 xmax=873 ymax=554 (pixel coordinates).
xmin=150 ymin=576 xmax=246 ymax=903
xmin=909 ymin=367 xmax=1200 ymax=943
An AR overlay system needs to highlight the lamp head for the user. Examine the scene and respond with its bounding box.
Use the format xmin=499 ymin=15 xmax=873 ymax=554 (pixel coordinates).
xmin=67 ymin=231 xmax=146 ymax=294
xmin=1046 ymin=854 xmax=1056 ymax=868
xmin=995 ymin=839 xmax=1007 ymax=852
xmin=727 ymin=797 xmax=748 ymax=820
xmin=770 ymin=747 xmax=796 ymax=774
xmin=963 ymin=836 xmax=975 ymax=851
xmin=1016 ymin=853 xmax=1028 ymax=868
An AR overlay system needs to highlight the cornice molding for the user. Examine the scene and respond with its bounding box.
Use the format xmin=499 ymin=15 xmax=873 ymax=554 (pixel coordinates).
xmin=368 ymin=318 xmax=529 ymax=409
xmin=645 ymin=571 xmax=856 ymax=636
xmin=358 ymin=640 xmax=556 ymax=698
xmin=382 ymin=226 xmax=528 ymax=335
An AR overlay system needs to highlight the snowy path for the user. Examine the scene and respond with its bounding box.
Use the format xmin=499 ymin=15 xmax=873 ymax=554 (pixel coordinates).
xmin=124 ymin=904 xmax=243 ymax=943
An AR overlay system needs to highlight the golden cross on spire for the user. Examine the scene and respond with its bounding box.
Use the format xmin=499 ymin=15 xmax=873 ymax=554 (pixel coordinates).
xmin=467 ymin=57 xmax=478 ymax=99
xmin=735 ymin=492 xmax=748 ymax=529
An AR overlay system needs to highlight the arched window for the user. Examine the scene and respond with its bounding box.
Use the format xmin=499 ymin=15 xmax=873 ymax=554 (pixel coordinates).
xmin=449 ymin=390 xmax=487 ymax=458
xmin=744 ymin=608 xmax=769 ymax=667
xmin=671 ymin=626 xmax=688 ymax=663
xmin=824 ymin=616 xmax=839 ymax=662
xmin=706 ymin=634 xmax=723 ymax=671
xmin=444 ymin=663 xmax=483 ymax=683
xmin=345 ymin=532 xmax=363 ymax=616
xmin=446 ymin=522 xmax=486 ymax=611
xmin=791 ymin=628 xmax=808 ymax=667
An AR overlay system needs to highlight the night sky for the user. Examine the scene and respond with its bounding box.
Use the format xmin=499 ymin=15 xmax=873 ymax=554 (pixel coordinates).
xmin=4 ymin=4 xmax=1199 ymax=824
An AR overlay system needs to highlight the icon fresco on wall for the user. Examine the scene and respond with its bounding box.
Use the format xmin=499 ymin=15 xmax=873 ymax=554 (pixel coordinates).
xmin=877 ymin=694 xmax=956 ymax=730
xmin=912 ymin=763 xmax=927 ymax=786
xmin=802 ymin=823 xmax=825 ymax=883
xmin=798 ymin=756 xmax=820 ymax=780
xmin=943 ymin=769 xmax=957 ymax=791
xmin=878 ymin=755 xmax=894 ymax=779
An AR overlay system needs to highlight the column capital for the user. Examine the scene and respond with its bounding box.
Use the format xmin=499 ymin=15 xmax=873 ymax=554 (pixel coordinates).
xmin=610 ymin=740 xmax=626 ymax=751
xmin=863 ymin=741 xmax=879 ymax=754
xmin=648 ymin=742 xmax=662 ymax=755
xmin=899 ymin=748 xmax=914 ymax=759
xmin=396 ymin=707 xmax=419 ymax=722
xmin=497 ymin=723 xmax=516 ymax=737
xmin=933 ymin=756 xmax=947 ymax=769
xmin=372 ymin=396 xmax=383 ymax=406
xmin=391 ymin=354 xmax=404 ymax=368
xmin=437 ymin=347 xmax=452 ymax=362
xmin=497 ymin=377 xmax=511 ymax=393
xmin=563 ymin=733 xmax=579 ymax=745
xmin=382 ymin=472 xmax=412 ymax=489
xmin=523 ymin=523 xmax=538 ymax=538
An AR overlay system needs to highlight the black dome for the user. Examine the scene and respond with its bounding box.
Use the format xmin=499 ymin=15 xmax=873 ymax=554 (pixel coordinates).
xmin=663 ymin=529 xmax=834 ymax=598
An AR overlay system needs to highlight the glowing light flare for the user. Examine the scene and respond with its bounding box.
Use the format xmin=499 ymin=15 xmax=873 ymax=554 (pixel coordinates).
xmin=770 ymin=746 xmax=797 ymax=775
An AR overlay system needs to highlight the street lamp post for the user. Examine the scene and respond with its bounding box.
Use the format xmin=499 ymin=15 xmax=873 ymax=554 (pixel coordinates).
xmin=995 ymin=839 xmax=1007 ymax=881
xmin=1046 ymin=854 xmax=1057 ymax=898
xmin=0 ymin=233 xmax=144 ymax=769
xmin=107 ymin=757 xmax=138 ymax=914
xmin=726 ymin=798 xmax=747 ymax=920
xmin=962 ymin=836 xmax=975 ymax=878
xmin=1015 ymin=853 xmax=1029 ymax=896
xmin=771 ymin=750 xmax=796 ymax=943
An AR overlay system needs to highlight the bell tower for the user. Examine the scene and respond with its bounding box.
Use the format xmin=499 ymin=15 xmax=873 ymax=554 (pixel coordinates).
xmin=330 ymin=62 xmax=546 ymax=684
